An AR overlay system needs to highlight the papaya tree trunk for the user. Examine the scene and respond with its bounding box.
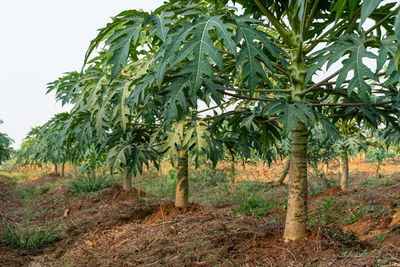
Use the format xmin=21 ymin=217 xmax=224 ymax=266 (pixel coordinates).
xmin=158 ymin=160 xmax=163 ymax=177
xmin=61 ymin=161 xmax=65 ymax=177
xmin=123 ymin=167 xmax=132 ymax=190
xmin=175 ymin=149 xmax=189 ymax=208
xmin=230 ymin=160 xmax=236 ymax=184
xmin=54 ymin=163 xmax=58 ymax=175
xmin=340 ymin=150 xmax=349 ymax=190
xmin=376 ymin=161 xmax=381 ymax=178
xmin=274 ymin=156 xmax=290 ymax=184
xmin=284 ymin=123 xmax=308 ymax=242
xmin=323 ymin=162 xmax=329 ymax=176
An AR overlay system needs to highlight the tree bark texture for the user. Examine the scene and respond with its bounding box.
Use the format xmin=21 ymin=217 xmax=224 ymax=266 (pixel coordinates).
xmin=123 ymin=167 xmax=132 ymax=190
xmin=283 ymin=123 xmax=308 ymax=242
xmin=54 ymin=163 xmax=58 ymax=175
xmin=61 ymin=161 xmax=65 ymax=177
xmin=175 ymin=149 xmax=189 ymax=208
xmin=340 ymin=150 xmax=349 ymax=190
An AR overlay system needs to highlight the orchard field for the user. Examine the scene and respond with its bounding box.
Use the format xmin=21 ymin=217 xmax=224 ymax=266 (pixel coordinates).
xmin=2 ymin=0 xmax=400 ymax=266
xmin=1 ymin=159 xmax=400 ymax=266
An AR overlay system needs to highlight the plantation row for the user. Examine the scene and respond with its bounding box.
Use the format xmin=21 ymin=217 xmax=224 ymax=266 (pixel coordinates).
xmin=2 ymin=0 xmax=400 ymax=243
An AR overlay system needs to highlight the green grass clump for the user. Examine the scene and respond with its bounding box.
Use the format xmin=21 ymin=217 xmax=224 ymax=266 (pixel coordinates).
xmin=0 ymin=158 xmax=19 ymax=172
xmin=67 ymin=175 xmax=117 ymax=194
xmin=230 ymin=181 xmax=281 ymax=218
xmin=1 ymin=222 xmax=56 ymax=250
xmin=133 ymin=168 xmax=177 ymax=199
xmin=235 ymin=196 xmax=278 ymax=218
xmin=15 ymin=183 xmax=52 ymax=200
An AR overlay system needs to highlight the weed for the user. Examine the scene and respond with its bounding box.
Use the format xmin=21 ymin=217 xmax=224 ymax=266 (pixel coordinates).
xmin=341 ymin=205 xmax=376 ymax=224
xmin=361 ymin=176 xmax=397 ymax=189
xmin=325 ymin=228 xmax=357 ymax=245
xmin=14 ymin=183 xmax=52 ymax=200
xmin=376 ymin=234 xmax=386 ymax=244
xmin=137 ymin=172 xmax=176 ymax=199
xmin=315 ymin=198 xmax=337 ymax=224
xmin=205 ymin=182 xmax=233 ymax=208
xmin=1 ymin=221 xmax=57 ymax=250
xmin=0 ymin=158 xmax=19 ymax=172
xmin=235 ymin=196 xmax=278 ymax=218
xmin=375 ymin=177 xmax=397 ymax=187
xmin=309 ymin=177 xmax=338 ymax=196
xmin=231 ymin=182 xmax=279 ymax=218
xmin=341 ymin=249 xmax=368 ymax=257
xmin=38 ymin=184 xmax=51 ymax=195
xmin=67 ymin=175 xmax=117 ymax=194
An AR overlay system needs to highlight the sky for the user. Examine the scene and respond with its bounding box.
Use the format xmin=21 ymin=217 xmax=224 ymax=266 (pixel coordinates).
xmin=0 ymin=0 xmax=164 ymax=149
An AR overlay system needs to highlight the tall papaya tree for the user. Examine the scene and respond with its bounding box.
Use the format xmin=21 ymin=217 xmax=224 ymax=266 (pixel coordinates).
xmin=84 ymin=0 xmax=400 ymax=242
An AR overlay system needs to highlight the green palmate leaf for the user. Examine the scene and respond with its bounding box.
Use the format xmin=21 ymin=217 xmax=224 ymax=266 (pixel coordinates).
xmin=83 ymin=19 xmax=125 ymax=67
xmin=162 ymin=78 xmax=189 ymax=122
xmin=266 ymin=101 xmax=314 ymax=134
xmin=106 ymin=16 xmax=145 ymax=79
xmin=315 ymin=112 xmax=339 ymax=140
xmin=395 ymin=9 xmax=400 ymax=41
xmin=305 ymin=54 xmax=329 ymax=85
xmin=235 ymin=18 xmax=275 ymax=96
xmin=360 ymin=0 xmax=382 ymax=26
xmin=330 ymin=35 xmax=377 ymax=101
xmin=332 ymin=0 xmax=348 ymax=21
xmin=46 ymin=72 xmax=81 ymax=106
xmin=128 ymin=74 xmax=155 ymax=108
xmin=148 ymin=12 xmax=174 ymax=42
xmin=377 ymin=36 xmax=397 ymax=71
xmin=164 ymin=122 xmax=184 ymax=160
xmin=172 ymin=15 xmax=235 ymax=92
xmin=185 ymin=120 xmax=209 ymax=166
xmin=118 ymin=81 xmax=131 ymax=131
xmin=241 ymin=113 xmax=255 ymax=130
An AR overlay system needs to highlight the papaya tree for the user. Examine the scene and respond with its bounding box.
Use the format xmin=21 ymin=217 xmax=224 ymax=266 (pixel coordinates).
xmin=0 ymin=120 xmax=14 ymax=164
xmin=332 ymin=119 xmax=367 ymax=190
xmin=83 ymin=0 xmax=400 ymax=242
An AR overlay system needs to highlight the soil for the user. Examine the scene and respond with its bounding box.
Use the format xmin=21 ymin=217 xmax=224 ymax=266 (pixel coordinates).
xmin=1 ymin=158 xmax=400 ymax=266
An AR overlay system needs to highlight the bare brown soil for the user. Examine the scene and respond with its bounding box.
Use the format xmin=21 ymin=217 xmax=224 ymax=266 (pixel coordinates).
xmin=1 ymin=159 xmax=400 ymax=266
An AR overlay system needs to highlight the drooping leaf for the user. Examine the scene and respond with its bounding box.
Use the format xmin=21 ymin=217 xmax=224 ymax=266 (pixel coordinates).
xmin=148 ymin=12 xmax=174 ymax=42
xmin=162 ymin=78 xmax=189 ymax=122
xmin=235 ymin=18 xmax=276 ymax=95
xmin=329 ymin=35 xmax=378 ymax=101
xmin=106 ymin=16 xmax=145 ymax=79
xmin=173 ymin=16 xmax=234 ymax=92
xmin=360 ymin=0 xmax=382 ymax=26
xmin=395 ymin=8 xmax=400 ymax=41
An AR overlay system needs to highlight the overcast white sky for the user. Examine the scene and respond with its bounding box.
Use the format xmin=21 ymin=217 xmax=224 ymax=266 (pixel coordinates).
xmin=0 ymin=0 xmax=164 ymax=148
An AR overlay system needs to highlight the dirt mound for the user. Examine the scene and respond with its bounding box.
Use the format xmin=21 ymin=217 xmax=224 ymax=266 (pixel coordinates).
xmin=105 ymin=187 xmax=146 ymax=202
xmin=143 ymin=201 xmax=201 ymax=225
xmin=341 ymin=209 xmax=400 ymax=244
xmin=52 ymin=211 xmax=377 ymax=267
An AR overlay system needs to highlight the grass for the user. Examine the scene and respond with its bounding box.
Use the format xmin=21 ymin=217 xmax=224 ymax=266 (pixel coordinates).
xmin=140 ymin=168 xmax=177 ymax=199
xmin=309 ymin=176 xmax=339 ymax=196
xmin=67 ymin=175 xmax=117 ymax=194
xmin=15 ymin=183 xmax=52 ymax=200
xmin=361 ymin=176 xmax=398 ymax=189
xmin=131 ymin=165 xmax=288 ymax=218
xmin=1 ymin=221 xmax=57 ymax=250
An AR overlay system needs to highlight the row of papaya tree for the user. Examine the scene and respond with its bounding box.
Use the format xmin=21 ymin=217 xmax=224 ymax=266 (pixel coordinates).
xmin=14 ymin=0 xmax=400 ymax=243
